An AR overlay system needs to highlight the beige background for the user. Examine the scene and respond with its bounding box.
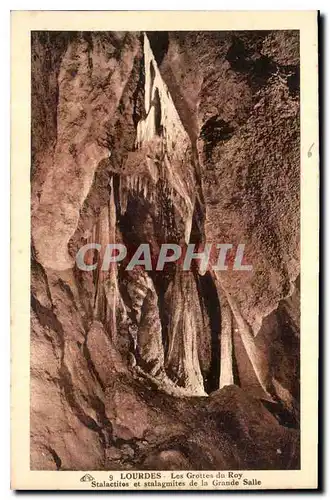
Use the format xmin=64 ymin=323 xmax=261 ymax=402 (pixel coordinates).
xmin=11 ymin=10 xmax=319 ymax=490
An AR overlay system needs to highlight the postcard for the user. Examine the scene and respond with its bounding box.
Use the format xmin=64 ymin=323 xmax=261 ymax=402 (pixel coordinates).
xmin=11 ymin=10 xmax=319 ymax=490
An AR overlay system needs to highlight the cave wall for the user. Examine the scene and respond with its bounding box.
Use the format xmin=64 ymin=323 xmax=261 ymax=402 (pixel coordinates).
xmin=157 ymin=31 xmax=300 ymax=333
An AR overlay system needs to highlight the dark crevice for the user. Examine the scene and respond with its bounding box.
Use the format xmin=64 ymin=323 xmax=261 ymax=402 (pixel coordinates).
xmin=231 ymin=337 xmax=241 ymax=387
xmin=89 ymin=394 xmax=114 ymax=446
xmin=83 ymin=342 xmax=106 ymax=392
xmin=226 ymin=35 xmax=277 ymax=89
xmin=261 ymin=399 xmax=299 ymax=430
xmin=31 ymin=294 xmax=64 ymax=342
xmin=47 ymin=447 xmax=62 ymax=470
xmin=200 ymin=117 xmax=235 ymax=163
xmin=196 ymin=272 xmax=221 ymax=394
xmin=152 ymin=88 xmax=163 ymax=136
xmin=189 ymin=194 xmax=206 ymax=246
xmin=31 ymin=256 xmax=54 ymax=308
xmin=59 ymin=363 xmax=106 ymax=447
xmin=56 ymin=278 xmax=78 ymax=309
xmin=112 ymin=173 xmax=122 ymax=218
xmin=285 ymin=66 xmax=300 ymax=97
xmin=132 ymin=54 xmax=146 ymax=127
xmin=82 ymin=32 xmax=94 ymax=72
xmin=146 ymin=32 xmax=169 ymax=66
xmin=149 ymin=61 xmax=156 ymax=111
xmin=152 ymin=263 xmax=176 ymax=359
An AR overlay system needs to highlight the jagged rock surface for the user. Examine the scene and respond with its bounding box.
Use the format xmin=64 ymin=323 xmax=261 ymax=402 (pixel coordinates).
xmin=31 ymin=31 xmax=300 ymax=470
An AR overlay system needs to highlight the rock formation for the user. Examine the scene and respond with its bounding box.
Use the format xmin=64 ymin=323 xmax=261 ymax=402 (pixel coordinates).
xmin=31 ymin=30 xmax=300 ymax=470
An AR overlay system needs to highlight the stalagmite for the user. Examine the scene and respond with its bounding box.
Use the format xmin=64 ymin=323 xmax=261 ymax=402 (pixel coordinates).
xmin=92 ymin=177 xmax=127 ymax=341
xmin=219 ymin=290 xmax=234 ymax=389
xmin=221 ymin=283 xmax=274 ymax=401
xmin=125 ymin=269 xmax=165 ymax=377
xmin=165 ymin=271 xmax=206 ymax=396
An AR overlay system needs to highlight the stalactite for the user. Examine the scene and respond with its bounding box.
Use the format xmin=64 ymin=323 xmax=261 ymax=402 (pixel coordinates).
xmin=106 ymin=177 xmax=118 ymax=341
xmin=90 ymin=177 xmax=127 ymax=342
xmin=110 ymin=31 xmax=282 ymax=401
xmin=119 ymin=176 xmax=128 ymax=216
xmin=133 ymin=33 xmax=195 ymax=244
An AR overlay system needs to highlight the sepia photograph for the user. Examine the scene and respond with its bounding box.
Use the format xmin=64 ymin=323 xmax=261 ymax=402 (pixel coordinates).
xmin=11 ymin=10 xmax=319 ymax=490
xmin=30 ymin=27 xmax=300 ymax=471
